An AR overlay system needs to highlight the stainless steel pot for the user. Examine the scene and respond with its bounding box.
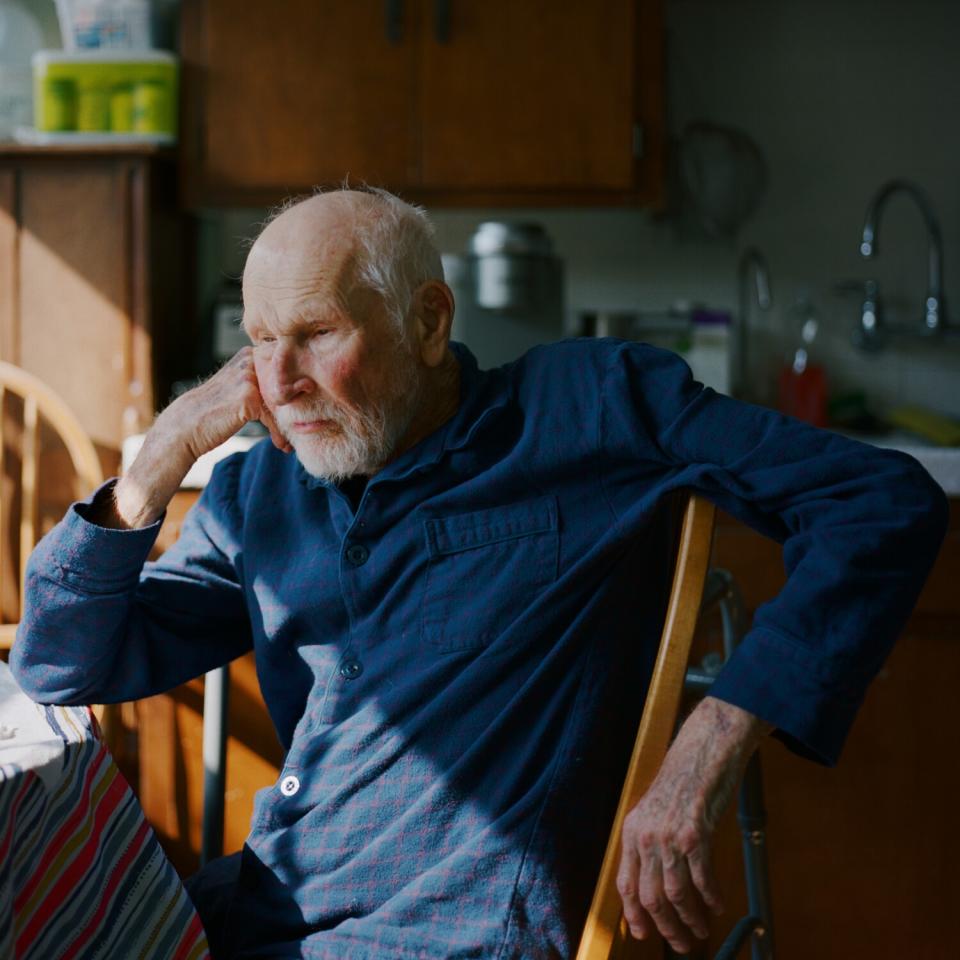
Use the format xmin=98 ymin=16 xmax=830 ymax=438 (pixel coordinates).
xmin=466 ymin=221 xmax=561 ymax=313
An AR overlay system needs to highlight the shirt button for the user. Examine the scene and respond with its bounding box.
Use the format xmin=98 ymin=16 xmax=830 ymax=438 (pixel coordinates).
xmin=345 ymin=543 xmax=369 ymax=566
xmin=340 ymin=659 xmax=363 ymax=680
xmin=280 ymin=774 xmax=300 ymax=797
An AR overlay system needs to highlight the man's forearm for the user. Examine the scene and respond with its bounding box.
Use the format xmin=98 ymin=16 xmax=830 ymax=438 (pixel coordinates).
xmin=89 ymin=346 xmax=290 ymax=530
xmin=673 ymin=696 xmax=772 ymax=780
xmin=90 ymin=427 xmax=195 ymax=530
xmin=662 ymin=696 xmax=773 ymax=823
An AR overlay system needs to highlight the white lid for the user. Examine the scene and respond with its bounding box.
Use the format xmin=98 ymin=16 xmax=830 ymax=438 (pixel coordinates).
xmin=32 ymin=47 xmax=177 ymax=66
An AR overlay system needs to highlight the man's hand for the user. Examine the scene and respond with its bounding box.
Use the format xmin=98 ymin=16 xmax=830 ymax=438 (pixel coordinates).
xmin=617 ymin=696 xmax=772 ymax=954
xmin=104 ymin=348 xmax=290 ymax=529
xmin=162 ymin=347 xmax=289 ymax=464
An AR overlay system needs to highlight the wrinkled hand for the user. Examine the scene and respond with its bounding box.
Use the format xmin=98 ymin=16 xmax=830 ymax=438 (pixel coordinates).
xmin=617 ymin=697 xmax=771 ymax=954
xmin=109 ymin=349 xmax=292 ymax=529
xmin=160 ymin=346 xmax=291 ymax=461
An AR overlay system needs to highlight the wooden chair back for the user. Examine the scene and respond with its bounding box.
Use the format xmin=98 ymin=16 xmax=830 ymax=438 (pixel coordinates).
xmin=576 ymin=492 xmax=717 ymax=960
xmin=0 ymin=361 xmax=104 ymax=651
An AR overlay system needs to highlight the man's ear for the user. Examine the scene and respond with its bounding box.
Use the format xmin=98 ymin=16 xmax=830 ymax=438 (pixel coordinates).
xmin=411 ymin=281 xmax=455 ymax=367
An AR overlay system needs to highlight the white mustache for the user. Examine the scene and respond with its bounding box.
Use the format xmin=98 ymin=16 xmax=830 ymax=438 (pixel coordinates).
xmin=274 ymin=401 xmax=347 ymax=430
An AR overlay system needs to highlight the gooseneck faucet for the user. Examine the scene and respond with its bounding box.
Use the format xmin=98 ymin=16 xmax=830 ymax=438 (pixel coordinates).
xmin=859 ymin=179 xmax=945 ymax=334
xmin=736 ymin=247 xmax=772 ymax=399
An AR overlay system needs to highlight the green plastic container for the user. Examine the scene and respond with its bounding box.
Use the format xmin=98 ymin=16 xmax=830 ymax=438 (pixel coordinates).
xmin=33 ymin=49 xmax=177 ymax=137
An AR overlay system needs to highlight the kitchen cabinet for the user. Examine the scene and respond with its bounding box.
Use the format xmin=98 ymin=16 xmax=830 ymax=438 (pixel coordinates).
xmin=179 ymin=0 xmax=664 ymax=208
xmin=137 ymin=491 xmax=960 ymax=960
xmin=0 ymin=146 xmax=188 ymax=457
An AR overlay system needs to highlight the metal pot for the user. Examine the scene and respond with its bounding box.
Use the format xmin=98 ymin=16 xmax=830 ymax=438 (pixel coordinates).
xmin=466 ymin=221 xmax=561 ymax=314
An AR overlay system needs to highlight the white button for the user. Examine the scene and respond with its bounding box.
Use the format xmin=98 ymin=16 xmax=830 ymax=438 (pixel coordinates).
xmin=280 ymin=775 xmax=300 ymax=797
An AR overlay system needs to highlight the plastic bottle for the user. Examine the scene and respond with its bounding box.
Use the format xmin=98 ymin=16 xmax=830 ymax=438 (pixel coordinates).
xmin=778 ymin=296 xmax=828 ymax=427
xmin=55 ymin=0 xmax=151 ymax=51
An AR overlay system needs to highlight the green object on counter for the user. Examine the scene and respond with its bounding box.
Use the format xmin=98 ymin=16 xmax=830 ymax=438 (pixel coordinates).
xmin=131 ymin=79 xmax=165 ymax=133
xmin=33 ymin=50 xmax=177 ymax=136
xmin=827 ymin=390 xmax=888 ymax=434
xmin=109 ymin=84 xmax=133 ymax=132
xmin=76 ymin=82 xmax=110 ymax=131
xmin=43 ymin=77 xmax=76 ymax=131
xmin=888 ymin=406 xmax=960 ymax=446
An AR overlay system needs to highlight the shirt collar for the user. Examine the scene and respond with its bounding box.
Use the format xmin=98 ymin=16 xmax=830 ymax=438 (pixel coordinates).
xmin=294 ymin=341 xmax=512 ymax=490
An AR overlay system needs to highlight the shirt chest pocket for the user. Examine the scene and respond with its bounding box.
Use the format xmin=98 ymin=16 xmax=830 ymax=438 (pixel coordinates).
xmin=421 ymin=495 xmax=559 ymax=652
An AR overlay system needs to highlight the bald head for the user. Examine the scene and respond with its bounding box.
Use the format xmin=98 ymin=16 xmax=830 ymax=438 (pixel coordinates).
xmin=249 ymin=190 xmax=372 ymax=276
xmin=244 ymin=188 xmax=444 ymax=339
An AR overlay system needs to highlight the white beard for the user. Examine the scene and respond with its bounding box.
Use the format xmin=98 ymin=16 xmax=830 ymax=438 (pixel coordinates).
xmin=274 ymin=345 xmax=422 ymax=483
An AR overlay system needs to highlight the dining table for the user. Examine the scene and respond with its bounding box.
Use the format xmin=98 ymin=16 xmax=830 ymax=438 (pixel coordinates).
xmin=0 ymin=659 xmax=210 ymax=959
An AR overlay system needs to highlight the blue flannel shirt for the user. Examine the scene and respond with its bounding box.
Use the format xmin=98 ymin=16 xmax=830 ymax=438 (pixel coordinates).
xmin=12 ymin=339 xmax=948 ymax=959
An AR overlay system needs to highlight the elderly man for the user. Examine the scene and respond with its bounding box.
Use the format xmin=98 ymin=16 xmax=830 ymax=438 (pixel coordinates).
xmin=12 ymin=188 xmax=946 ymax=959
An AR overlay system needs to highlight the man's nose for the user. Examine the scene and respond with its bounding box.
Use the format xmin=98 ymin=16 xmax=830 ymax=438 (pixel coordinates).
xmin=264 ymin=341 xmax=315 ymax=406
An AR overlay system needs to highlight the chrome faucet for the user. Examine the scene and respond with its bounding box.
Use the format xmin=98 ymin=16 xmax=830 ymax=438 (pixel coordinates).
xmin=859 ymin=179 xmax=946 ymax=335
xmin=735 ymin=247 xmax=772 ymax=399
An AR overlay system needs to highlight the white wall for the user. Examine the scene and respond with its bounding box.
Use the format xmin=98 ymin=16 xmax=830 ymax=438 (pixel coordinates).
xmin=201 ymin=0 xmax=960 ymax=418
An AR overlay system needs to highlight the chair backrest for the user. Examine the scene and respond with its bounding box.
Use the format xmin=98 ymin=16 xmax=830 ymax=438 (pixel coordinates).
xmin=576 ymin=491 xmax=717 ymax=960
xmin=0 ymin=361 xmax=104 ymax=650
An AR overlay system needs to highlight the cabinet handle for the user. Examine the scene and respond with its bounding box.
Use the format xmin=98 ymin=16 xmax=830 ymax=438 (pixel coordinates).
xmin=434 ymin=0 xmax=451 ymax=44
xmin=385 ymin=0 xmax=403 ymax=44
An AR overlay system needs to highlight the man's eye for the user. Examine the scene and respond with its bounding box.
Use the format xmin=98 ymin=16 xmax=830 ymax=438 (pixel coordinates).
xmin=259 ymin=335 xmax=276 ymax=344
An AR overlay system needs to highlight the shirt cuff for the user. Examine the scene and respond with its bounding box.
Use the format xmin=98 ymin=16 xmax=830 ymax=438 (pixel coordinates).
xmin=706 ymin=625 xmax=866 ymax=767
xmin=40 ymin=478 xmax=165 ymax=592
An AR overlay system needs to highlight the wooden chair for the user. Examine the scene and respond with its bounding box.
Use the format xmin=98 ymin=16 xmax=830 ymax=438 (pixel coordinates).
xmin=0 ymin=361 xmax=104 ymax=654
xmin=577 ymin=492 xmax=717 ymax=960
xmin=577 ymin=491 xmax=774 ymax=960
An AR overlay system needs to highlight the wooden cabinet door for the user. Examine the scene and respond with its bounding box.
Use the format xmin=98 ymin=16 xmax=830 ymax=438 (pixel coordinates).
xmin=188 ymin=0 xmax=417 ymax=201
xmin=417 ymin=0 xmax=656 ymax=196
xmin=16 ymin=162 xmax=153 ymax=450
xmin=182 ymin=1 xmax=664 ymax=207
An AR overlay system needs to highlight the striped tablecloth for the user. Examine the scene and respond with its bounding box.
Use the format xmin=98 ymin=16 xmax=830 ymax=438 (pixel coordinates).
xmin=0 ymin=668 xmax=210 ymax=960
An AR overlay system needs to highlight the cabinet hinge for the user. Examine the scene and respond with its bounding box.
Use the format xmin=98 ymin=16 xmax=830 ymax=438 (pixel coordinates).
xmin=633 ymin=122 xmax=644 ymax=159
